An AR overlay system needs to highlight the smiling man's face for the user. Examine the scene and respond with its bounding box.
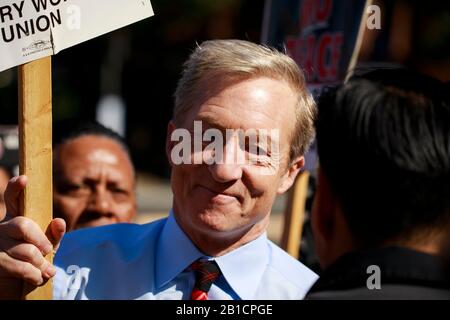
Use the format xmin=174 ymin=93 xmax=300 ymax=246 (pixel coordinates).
xmin=167 ymin=76 xmax=302 ymax=241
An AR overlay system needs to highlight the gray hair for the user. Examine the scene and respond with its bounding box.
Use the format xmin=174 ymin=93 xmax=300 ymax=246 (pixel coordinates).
xmin=174 ymin=39 xmax=316 ymax=160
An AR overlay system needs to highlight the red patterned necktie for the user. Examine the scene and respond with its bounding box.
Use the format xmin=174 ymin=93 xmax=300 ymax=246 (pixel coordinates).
xmin=190 ymin=260 xmax=221 ymax=300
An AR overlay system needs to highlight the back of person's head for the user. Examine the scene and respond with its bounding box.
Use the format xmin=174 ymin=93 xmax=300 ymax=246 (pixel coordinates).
xmin=174 ymin=39 xmax=316 ymax=160
xmin=53 ymin=119 xmax=130 ymax=156
xmin=316 ymin=67 xmax=450 ymax=246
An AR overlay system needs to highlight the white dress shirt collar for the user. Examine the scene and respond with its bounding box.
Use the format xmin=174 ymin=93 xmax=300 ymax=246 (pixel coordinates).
xmin=156 ymin=210 xmax=270 ymax=299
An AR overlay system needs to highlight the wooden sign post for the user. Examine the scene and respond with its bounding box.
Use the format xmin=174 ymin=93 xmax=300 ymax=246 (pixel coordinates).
xmin=281 ymin=171 xmax=310 ymax=259
xmin=0 ymin=0 xmax=155 ymax=299
xmin=18 ymin=57 xmax=53 ymax=300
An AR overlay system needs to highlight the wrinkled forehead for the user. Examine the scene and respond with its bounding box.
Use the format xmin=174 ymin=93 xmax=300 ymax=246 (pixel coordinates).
xmin=179 ymin=76 xmax=298 ymax=137
xmin=54 ymin=135 xmax=133 ymax=171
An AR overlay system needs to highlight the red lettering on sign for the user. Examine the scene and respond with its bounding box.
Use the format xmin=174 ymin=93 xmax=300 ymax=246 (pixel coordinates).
xmin=330 ymin=32 xmax=343 ymax=80
xmin=316 ymin=0 xmax=333 ymax=23
xmin=287 ymin=31 xmax=343 ymax=83
xmin=316 ymin=33 xmax=332 ymax=81
xmin=300 ymin=0 xmax=334 ymax=30
xmin=300 ymin=0 xmax=315 ymax=31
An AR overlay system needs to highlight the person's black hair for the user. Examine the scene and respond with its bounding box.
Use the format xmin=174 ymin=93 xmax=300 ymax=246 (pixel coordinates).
xmin=316 ymin=67 xmax=450 ymax=245
xmin=53 ymin=119 xmax=130 ymax=156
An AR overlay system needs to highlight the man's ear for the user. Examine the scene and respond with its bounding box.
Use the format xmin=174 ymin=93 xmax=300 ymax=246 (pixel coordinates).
xmin=277 ymin=156 xmax=305 ymax=194
xmin=166 ymin=121 xmax=176 ymax=166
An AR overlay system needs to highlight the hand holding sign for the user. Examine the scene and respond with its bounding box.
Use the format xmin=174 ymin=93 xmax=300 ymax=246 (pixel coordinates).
xmin=0 ymin=175 xmax=66 ymax=300
xmin=0 ymin=0 xmax=154 ymax=300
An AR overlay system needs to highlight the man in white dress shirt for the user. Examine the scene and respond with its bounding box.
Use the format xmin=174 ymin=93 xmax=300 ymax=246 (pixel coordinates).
xmin=0 ymin=39 xmax=318 ymax=299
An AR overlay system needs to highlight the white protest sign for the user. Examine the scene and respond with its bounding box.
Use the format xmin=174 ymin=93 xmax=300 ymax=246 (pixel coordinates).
xmin=0 ymin=0 xmax=154 ymax=72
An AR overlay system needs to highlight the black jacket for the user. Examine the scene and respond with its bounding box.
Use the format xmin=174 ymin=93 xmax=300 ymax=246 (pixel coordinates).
xmin=305 ymin=246 xmax=450 ymax=300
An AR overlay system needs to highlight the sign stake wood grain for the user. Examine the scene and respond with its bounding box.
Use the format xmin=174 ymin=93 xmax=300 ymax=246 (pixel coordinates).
xmin=18 ymin=56 xmax=53 ymax=300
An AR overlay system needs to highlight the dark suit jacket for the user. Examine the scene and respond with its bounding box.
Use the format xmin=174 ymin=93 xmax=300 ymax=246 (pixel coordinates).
xmin=306 ymin=246 xmax=450 ymax=300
